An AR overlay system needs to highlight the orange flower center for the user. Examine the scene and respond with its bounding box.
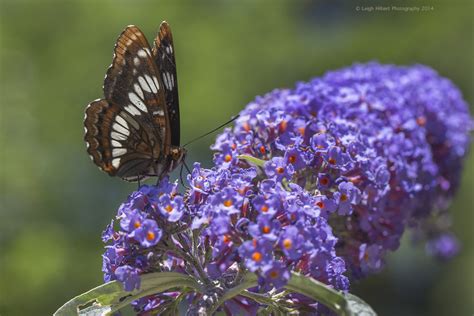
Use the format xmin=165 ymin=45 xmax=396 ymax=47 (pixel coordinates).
xmin=416 ymin=116 xmax=426 ymax=126
xmin=134 ymin=220 xmax=141 ymax=228
xmin=320 ymin=177 xmax=329 ymax=185
xmin=340 ymin=194 xmax=348 ymax=202
xmin=261 ymin=204 xmax=269 ymax=213
xmin=252 ymin=251 xmax=262 ymax=262
xmin=165 ymin=205 xmax=173 ymax=213
xmin=276 ymin=167 xmax=284 ymax=174
xmin=259 ymin=146 xmax=266 ymax=154
xmin=283 ymin=238 xmax=292 ymax=249
xmin=328 ymin=158 xmax=336 ymax=165
xmin=298 ymin=127 xmax=305 ymax=136
xmin=146 ymin=231 xmax=155 ymax=241
xmin=223 ymin=234 xmax=231 ymax=243
xmin=269 ymin=270 xmax=279 ymax=279
xmin=279 ymin=120 xmax=288 ymax=133
xmin=262 ymin=225 xmax=271 ymax=234
xmin=316 ymin=201 xmax=324 ymax=208
xmin=243 ymin=122 xmax=251 ymax=132
xmin=223 ymin=199 xmax=233 ymax=207
xmin=224 ymin=154 xmax=232 ymax=162
xmin=288 ymin=155 xmax=296 ymax=164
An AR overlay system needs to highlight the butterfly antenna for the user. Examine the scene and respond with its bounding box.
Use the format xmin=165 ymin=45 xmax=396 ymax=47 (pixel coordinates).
xmin=183 ymin=115 xmax=240 ymax=147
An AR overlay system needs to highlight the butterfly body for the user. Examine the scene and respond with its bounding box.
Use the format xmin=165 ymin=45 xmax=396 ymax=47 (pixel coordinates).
xmin=84 ymin=22 xmax=185 ymax=182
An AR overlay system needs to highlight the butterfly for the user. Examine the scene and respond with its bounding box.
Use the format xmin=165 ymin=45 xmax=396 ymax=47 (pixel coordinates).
xmin=84 ymin=22 xmax=186 ymax=182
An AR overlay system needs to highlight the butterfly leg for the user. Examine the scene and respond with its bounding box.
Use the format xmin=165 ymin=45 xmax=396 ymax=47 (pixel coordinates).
xmin=183 ymin=160 xmax=192 ymax=175
xmin=179 ymin=163 xmax=189 ymax=189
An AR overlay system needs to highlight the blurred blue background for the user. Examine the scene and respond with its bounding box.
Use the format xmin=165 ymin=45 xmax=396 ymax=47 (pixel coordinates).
xmin=1 ymin=1 xmax=472 ymax=315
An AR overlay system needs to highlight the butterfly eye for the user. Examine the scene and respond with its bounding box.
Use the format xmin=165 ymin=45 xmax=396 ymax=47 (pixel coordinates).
xmin=171 ymin=148 xmax=180 ymax=160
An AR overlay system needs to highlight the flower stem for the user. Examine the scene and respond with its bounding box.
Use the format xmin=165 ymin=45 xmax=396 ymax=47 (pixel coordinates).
xmin=208 ymin=272 xmax=258 ymax=314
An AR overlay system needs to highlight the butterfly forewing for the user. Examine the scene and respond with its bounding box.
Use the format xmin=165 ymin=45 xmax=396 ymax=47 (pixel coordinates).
xmin=104 ymin=26 xmax=169 ymax=147
xmin=153 ymin=21 xmax=180 ymax=147
xmin=84 ymin=24 xmax=180 ymax=181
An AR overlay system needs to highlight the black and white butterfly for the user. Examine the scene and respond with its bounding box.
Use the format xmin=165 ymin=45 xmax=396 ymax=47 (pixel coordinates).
xmin=84 ymin=22 xmax=186 ymax=182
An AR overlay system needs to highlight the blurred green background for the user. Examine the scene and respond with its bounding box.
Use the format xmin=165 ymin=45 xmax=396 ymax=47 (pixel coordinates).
xmin=1 ymin=0 xmax=472 ymax=315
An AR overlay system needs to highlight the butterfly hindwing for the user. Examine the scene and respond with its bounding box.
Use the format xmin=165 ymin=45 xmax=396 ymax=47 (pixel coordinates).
xmin=153 ymin=21 xmax=180 ymax=147
xmin=84 ymin=99 xmax=157 ymax=181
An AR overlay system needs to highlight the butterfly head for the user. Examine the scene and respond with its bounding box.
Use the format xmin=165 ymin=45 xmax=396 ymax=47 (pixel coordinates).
xmin=167 ymin=146 xmax=187 ymax=174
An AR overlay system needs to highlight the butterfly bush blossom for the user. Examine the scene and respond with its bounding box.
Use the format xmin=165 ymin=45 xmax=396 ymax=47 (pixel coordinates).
xmin=102 ymin=63 xmax=472 ymax=314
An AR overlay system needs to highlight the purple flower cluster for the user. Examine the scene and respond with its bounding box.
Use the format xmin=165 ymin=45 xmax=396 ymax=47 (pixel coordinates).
xmin=102 ymin=183 xmax=184 ymax=291
xmin=102 ymin=63 xmax=471 ymax=314
xmin=213 ymin=62 xmax=472 ymax=277
xmin=188 ymin=163 xmax=349 ymax=292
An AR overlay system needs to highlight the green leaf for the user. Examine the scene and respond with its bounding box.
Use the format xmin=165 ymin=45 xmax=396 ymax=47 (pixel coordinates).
xmin=236 ymin=154 xmax=267 ymax=167
xmin=54 ymin=272 xmax=202 ymax=316
xmin=57 ymin=271 xmax=376 ymax=315
xmin=345 ymin=293 xmax=377 ymax=316
xmin=209 ymin=271 xmax=375 ymax=316
xmin=285 ymin=272 xmax=348 ymax=315
xmin=284 ymin=272 xmax=377 ymax=316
